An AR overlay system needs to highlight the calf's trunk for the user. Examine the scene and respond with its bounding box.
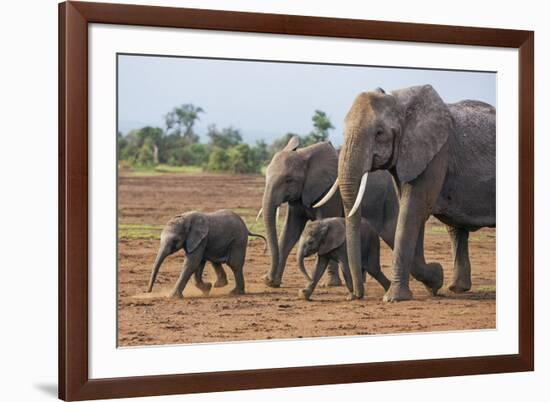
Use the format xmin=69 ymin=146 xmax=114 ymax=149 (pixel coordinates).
xmin=147 ymin=247 xmax=169 ymax=292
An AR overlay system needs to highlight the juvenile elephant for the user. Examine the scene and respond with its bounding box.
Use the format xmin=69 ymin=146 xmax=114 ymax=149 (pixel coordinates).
xmin=297 ymin=218 xmax=390 ymax=301
xmin=316 ymin=85 xmax=495 ymax=301
xmin=146 ymin=210 xmax=266 ymax=298
xmin=261 ymin=136 xmax=398 ymax=288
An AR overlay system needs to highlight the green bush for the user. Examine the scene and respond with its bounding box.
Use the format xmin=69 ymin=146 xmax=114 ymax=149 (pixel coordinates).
xmin=187 ymin=143 xmax=210 ymax=166
xmin=227 ymin=143 xmax=261 ymax=174
xmin=135 ymin=138 xmax=156 ymax=167
xmin=206 ymin=147 xmax=231 ymax=172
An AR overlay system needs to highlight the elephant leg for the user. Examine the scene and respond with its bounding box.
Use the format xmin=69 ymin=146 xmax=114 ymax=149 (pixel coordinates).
xmin=321 ymin=260 xmax=343 ymax=287
xmin=364 ymin=244 xmax=391 ymax=291
xmin=383 ymin=147 xmax=446 ymax=303
xmin=192 ymin=260 xmax=212 ymax=295
xmin=299 ymin=256 xmax=330 ymax=301
xmin=212 ymin=262 xmax=228 ymax=288
xmin=264 ymin=204 xmax=307 ymax=287
xmin=228 ymin=265 xmax=245 ymax=295
xmin=410 ymin=225 xmax=444 ymax=296
xmin=447 ymin=226 xmax=472 ymax=293
xmin=333 ymin=248 xmax=353 ymax=293
xmin=170 ymin=258 xmax=198 ymax=299
xmin=228 ymin=250 xmax=246 ymax=295
xmin=383 ymin=194 xmax=425 ymax=301
xmin=341 ymin=262 xmax=354 ymax=294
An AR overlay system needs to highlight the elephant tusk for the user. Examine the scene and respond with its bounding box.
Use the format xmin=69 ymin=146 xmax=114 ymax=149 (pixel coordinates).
xmin=348 ymin=172 xmax=368 ymax=218
xmin=255 ymin=208 xmax=263 ymax=222
xmin=276 ymin=207 xmax=280 ymax=225
xmin=312 ymin=178 xmax=339 ymax=208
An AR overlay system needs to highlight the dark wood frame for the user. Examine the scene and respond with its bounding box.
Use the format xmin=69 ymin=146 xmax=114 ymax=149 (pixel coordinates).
xmin=59 ymin=1 xmax=534 ymax=400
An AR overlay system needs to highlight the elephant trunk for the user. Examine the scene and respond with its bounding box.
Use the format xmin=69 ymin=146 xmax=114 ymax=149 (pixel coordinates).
xmin=147 ymin=247 xmax=168 ymax=292
xmin=296 ymin=240 xmax=312 ymax=282
xmin=262 ymin=189 xmax=280 ymax=284
xmin=338 ymin=136 xmax=372 ymax=299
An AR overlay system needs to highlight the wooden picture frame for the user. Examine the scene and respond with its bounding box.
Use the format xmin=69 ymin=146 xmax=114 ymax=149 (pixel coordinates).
xmin=59 ymin=1 xmax=534 ymax=400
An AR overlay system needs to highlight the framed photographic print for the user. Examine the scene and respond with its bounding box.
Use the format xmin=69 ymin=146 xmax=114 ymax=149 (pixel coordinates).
xmin=59 ymin=1 xmax=534 ymax=400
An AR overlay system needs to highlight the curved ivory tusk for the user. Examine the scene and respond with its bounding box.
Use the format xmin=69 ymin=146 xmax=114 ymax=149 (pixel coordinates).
xmin=276 ymin=207 xmax=281 ymax=225
xmin=312 ymin=178 xmax=339 ymax=208
xmin=255 ymin=208 xmax=263 ymax=222
xmin=348 ymin=173 xmax=368 ymax=218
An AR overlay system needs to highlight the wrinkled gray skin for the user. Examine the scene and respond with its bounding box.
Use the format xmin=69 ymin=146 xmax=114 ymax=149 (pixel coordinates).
xmin=336 ymin=85 xmax=495 ymax=301
xmin=261 ymin=136 xmax=398 ymax=288
xmin=297 ymin=218 xmax=390 ymax=301
xmin=147 ymin=210 xmax=266 ymax=298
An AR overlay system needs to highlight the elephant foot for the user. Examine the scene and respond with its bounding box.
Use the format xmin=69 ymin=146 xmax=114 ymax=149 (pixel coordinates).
xmin=383 ymin=283 xmax=413 ymax=302
xmin=195 ymin=281 xmax=212 ymax=296
xmin=321 ymin=274 xmax=343 ymax=288
xmin=299 ymin=288 xmax=312 ymax=301
xmin=420 ymin=263 xmax=444 ymax=296
xmin=229 ymin=287 xmax=245 ymax=296
xmin=169 ymin=290 xmax=183 ymax=299
xmin=263 ymin=274 xmax=281 ymax=288
xmin=448 ymin=277 xmax=472 ymax=293
xmin=346 ymin=292 xmax=363 ymax=301
xmin=214 ymin=278 xmax=228 ymax=288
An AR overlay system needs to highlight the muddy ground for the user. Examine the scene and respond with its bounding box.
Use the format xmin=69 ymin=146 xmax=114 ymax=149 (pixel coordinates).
xmin=118 ymin=172 xmax=496 ymax=347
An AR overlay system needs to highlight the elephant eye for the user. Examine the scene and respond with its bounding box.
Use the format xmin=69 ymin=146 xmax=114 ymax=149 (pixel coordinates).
xmin=376 ymin=128 xmax=384 ymax=137
xmin=285 ymin=176 xmax=292 ymax=183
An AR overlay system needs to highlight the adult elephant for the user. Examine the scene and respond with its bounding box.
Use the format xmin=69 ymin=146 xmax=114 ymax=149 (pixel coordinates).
xmin=316 ymin=85 xmax=495 ymax=301
xmin=261 ymin=136 xmax=398 ymax=288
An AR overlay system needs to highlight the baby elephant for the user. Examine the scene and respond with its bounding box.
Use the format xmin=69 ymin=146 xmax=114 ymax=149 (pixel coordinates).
xmin=297 ymin=217 xmax=390 ymax=301
xmin=147 ymin=210 xmax=266 ymax=298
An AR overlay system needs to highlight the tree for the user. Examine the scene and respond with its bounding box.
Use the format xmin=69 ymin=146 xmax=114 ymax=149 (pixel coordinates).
xmin=311 ymin=110 xmax=334 ymax=140
xmin=187 ymin=143 xmax=210 ymax=166
xmin=119 ymin=126 xmax=164 ymax=166
xmin=207 ymin=125 xmax=242 ymax=149
xmin=117 ymin=131 xmax=128 ymax=160
xmin=164 ymin=104 xmax=204 ymax=144
xmin=303 ymin=110 xmax=334 ymax=146
xmin=136 ymin=137 xmax=156 ymax=167
xmin=252 ymin=139 xmax=270 ymax=165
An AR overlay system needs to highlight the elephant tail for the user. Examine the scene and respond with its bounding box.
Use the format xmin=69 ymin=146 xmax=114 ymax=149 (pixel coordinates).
xmin=248 ymin=231 xmax=268 ymax=253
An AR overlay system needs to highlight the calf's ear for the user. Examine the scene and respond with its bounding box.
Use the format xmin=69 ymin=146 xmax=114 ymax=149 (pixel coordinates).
xmin=318 ymin=221 xmax=346 ymax=255
xmin=185 ymin=214 xmax=209 ymax=253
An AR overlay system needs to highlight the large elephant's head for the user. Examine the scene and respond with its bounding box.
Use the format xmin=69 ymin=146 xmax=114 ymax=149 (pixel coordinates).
xmin=315 ymin=85 xmax=453 ymax=298
xmin=146 ymin=212 xmax=208 ymax=292
xmin=261 ymin=136 xmax=338 ymax=283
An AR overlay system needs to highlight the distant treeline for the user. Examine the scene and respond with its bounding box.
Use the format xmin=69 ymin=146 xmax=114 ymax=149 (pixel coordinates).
xmin=118 ymin=104 xmax=334 ymax=174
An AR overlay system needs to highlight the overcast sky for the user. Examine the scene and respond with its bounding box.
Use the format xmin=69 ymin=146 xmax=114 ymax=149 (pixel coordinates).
xmin=118 ymin=54 xmax=496 ymax=146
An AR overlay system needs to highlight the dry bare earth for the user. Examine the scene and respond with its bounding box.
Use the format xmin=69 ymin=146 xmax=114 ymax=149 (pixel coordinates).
xmin=118 ymin=172 xmax=496 ymax=347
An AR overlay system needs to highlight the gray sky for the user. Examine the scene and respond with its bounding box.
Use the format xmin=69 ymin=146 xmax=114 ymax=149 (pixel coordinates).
xmin=118 ymin=54 xmax=495 ymax=146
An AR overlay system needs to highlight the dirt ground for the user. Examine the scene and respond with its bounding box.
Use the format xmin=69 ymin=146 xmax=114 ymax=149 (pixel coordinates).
xmin=118 ymin=172 xmax=496 ymax=347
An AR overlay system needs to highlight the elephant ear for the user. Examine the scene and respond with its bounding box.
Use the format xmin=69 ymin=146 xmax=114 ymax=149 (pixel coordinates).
xmin=299 ymin=142 xmax=339 ymax=207
xmin=185 ymin=214 xmax=209 ymax=254
xmin=318 ymin=220 xmax=346 ymax=255
xmin=394 ymin=85 xmax=453 ymax=183
xmin=283 ymin=135 xmax=300 ymax=152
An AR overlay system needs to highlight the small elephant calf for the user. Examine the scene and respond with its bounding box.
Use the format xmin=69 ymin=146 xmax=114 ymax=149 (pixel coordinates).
xmin=147 ymin=210 xmax=266 ymax=298
xmin=297 ymin=217 xmax=390 ymax=300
